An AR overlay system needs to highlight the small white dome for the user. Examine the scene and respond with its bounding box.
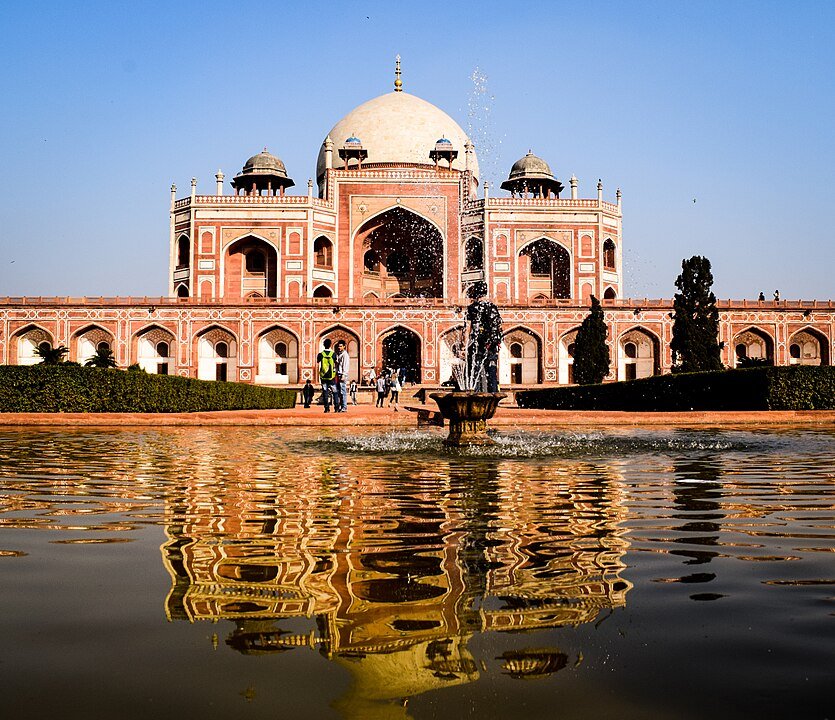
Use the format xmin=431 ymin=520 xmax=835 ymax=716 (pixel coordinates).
xmin=317 ymin=91 xmax=478 ymax=181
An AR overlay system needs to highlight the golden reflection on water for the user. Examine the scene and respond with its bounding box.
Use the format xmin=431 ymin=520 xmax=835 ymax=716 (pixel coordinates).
xmin=158 ymin=431 xmax=632 ymax=708
xmin=2 ymin=426 xmax=834 ymax=718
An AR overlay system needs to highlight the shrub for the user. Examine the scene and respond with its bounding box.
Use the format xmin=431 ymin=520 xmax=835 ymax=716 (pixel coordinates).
xmin=516 ymin=366 xmax=835 ymax=411
xmin=0 ymin=365 xmax=296 ymax=413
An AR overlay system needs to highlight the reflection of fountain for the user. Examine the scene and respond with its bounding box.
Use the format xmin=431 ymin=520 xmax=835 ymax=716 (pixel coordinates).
xmin=429 ymin=391 xmax=506 ymax=446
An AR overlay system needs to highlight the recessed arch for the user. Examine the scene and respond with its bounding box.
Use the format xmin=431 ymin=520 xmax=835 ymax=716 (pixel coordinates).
xmin=224 ymin=234 xmax=279 ymax=299
xmin=558 ymin=326 xmax=583 ymax=384
xmin=312 ymin=284 xmax=333 ymax=298
xmin=379 ymin=325 xmax=422 ymax=383
xmin=733 ymin=327 xmax=774 ymax=367
xmin=603 ymin=286 xmax=617 ymax=300
xmin=354 ymin=206 xmax=445 ymax=299
xmin=73 ymin=325 xmax=115 ymax=365
xmin=256 ymin=325 xmax=300 ymax=384
xmin=788 ymin=326 xmax=829 ymax=366
xmin=464 ymin=236 xmax=484 ymax=271
xmin=518 ymin=237 xmax=571 ymax=300
xmin=13 ymin=324 xmax=54 ymax=365
xmin=176 ymin=283 xmax=189 ymax=298
xmin=195 ymin=325 xmax=238 ymax=381
xmin=313 ymin=235 xmax=333 ymax=268
xmin=617 ymin=326 xmax=660 ymax=380
xmin=135 ymin=324 xmax=175 ymax=375
xmin=499 ymin=326 xmax=542 ymax=384
xmin=176 ymin=234 xmax=190 ymax=268
xmin=603 ymin=238 xmax=616 ymax=269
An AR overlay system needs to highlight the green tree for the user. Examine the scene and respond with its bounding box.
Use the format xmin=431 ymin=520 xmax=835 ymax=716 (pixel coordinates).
xmin=670 ymin=256 xmax=723 ymax=372
xmin=84 ymin=346 xmax=117 ymax=368
xmin=34 ymin=343 xmax=69 ymax=365
xmin=573 ymin=295 xmax=611 ymax=384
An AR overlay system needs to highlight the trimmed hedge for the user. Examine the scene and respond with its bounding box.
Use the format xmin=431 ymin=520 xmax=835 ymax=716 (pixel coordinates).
xmin=516 ymin=366 xmax=835 ymax=411
xmin=0 ymin=365 xmax=297 ymax=413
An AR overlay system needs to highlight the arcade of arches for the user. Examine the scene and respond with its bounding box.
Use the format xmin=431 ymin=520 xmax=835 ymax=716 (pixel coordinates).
xmin=357 ymin=208 xmax=444 ymax=299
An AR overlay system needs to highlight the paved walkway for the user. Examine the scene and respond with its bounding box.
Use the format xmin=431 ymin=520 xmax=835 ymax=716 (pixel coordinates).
xmin=1 ymin=405 xmax=834 ymax=427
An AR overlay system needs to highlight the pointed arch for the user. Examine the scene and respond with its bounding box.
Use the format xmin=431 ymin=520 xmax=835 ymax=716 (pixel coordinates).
xmin=518 ymin=236 xmax=572 ymax=300
xmin=73 ymin=324 xmax=115 ymax=364
xmin=134 ymin=324 xmax=176 ymax=374
xmin=312 ymin=284 xmax=333 ymax=298
xmin=354 ymin=206 xmax=445 ymax=299
xmin=788 ymin=326 xmax=829 ymax=366
xmin=195 ymin=325 xmax=238 ymax=381
xmin=222 ymin=233 xmax=279 ymax=299
xmin=617 ymin=326 xmax=661 ymax=380
xmin=256 ymin=325 xmax=300 ymax=384
xmin=13 ymin=324 xmax=55 ymax=365
xmin=378 ymin=325 xmax=422 ymax=383
xmin=499 ymin=326 xmax=542 ymax=385
xmin=558 ymin=326 xmax=583 ymax=384
xmin=732 ymin=326 xmax=774 ymax=367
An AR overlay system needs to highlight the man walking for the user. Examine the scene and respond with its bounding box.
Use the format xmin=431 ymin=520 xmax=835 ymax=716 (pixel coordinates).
xmin=317 ymin=339 xmax=336 ymax=413
xmin=301 ymin=378 xmax=315 ymax=408
xmin=334 ymin=340 xmax=350 ymax=413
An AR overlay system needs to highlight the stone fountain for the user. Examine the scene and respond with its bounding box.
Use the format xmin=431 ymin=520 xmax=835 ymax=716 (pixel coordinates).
xmin=429 ymin=391 xmax=506 ymax=446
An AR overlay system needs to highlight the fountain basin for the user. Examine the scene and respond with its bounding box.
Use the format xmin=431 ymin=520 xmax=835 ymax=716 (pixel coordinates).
xmin=429 ymin=391 xmax=507 ymax=446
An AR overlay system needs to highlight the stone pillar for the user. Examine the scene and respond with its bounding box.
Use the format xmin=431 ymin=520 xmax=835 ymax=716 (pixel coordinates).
xmin=570 ymin=175 xmax=578 ymax=200
xmin=597 ymin=179 xmax=603 ymax=203
xmin=215 ymin=170 xmax=224 ymax=196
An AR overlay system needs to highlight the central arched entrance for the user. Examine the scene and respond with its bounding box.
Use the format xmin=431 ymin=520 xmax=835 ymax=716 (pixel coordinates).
xmin=381 ymin=327 xmax=421 ymax=382
xmin=356 ymin=207 xmax=444 ymax=298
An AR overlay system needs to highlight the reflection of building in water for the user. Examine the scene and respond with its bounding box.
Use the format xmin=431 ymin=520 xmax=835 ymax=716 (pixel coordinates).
xmin=160 ymin=457 xmax=632 ymax=706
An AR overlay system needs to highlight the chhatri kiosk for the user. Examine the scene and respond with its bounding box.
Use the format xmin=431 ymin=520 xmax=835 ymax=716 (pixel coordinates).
xmin=3 ymin=60 xmax=832 ymax=385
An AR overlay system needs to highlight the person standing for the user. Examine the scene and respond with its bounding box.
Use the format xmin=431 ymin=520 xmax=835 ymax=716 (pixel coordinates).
xmin=389 ymin=373 xmax=401 ymax=411
xmin=317 ymin=339 xmax=336 ymax=413
xmin=375 ymin=373 xmax=387 ymax=408
xmin=301 ymin=379 xmax=315 ymax=409
xmin=465 ymin=281 xmax=503 ymax=393
xmin=334 ymin=341 xmax=350 ymax=413
xmin=349 ymin=379 xmax=358 ymax=405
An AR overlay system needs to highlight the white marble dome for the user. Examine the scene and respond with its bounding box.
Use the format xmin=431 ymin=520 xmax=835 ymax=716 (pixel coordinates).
xmin=317 ymin=91 xmax=478 ymax=182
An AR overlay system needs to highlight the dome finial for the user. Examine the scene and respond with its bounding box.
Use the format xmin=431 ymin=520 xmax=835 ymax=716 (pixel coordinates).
xmin=394 ymin=54 xmax=402 ymax=92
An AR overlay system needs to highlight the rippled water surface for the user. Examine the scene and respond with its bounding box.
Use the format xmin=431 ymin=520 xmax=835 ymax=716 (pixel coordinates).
xmin=0 ymin=425 xmax=833 ymax=719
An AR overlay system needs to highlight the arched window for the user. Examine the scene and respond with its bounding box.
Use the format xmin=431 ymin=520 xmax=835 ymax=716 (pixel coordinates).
xmin=156 ymin=341 xmax=169 ymax=358
xmin=96 ymin=341 xmax=111 ymax=353
xmin=567 ymin=342 xmax=576 ymax=358
xmin=789 ymin=343 xmax=801 ymax=359
xmin=313 ymin=285 xmax=333 ymax=298
xmin=603 ymin=287 xmax=617 ymax=300
xmin=624 ymin=342 xmax=637 ymax=359
xmin=314 ymin=236 xmax=333 ymax=268
xmin=38 ymin=341 xmax=51 ymax=355
xmin=510 ymin=342 xmax=523 ymax=359
xmin=216 ymin=342 xmax=228 ymax=359
xmin=274 ymin=342 xmax=287 ymax=357
xmin=363 ymin=249 xmax=380 ymax=274
xmin=464 ymin=237 xmax=484 ymax=271
xmin=603 ymin=239 xmax=616 ymax=269
xmin=177 ymin=236 xmax=190 ymax=268
xmin=176 ymin=284 xmax=189 ymax=298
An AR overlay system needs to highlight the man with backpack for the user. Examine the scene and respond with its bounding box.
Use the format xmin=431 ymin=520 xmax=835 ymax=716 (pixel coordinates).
xmin=317 ymin=338 xmax=337 ymax=413
xmin=334 ymin=340 xmax=350 ymax=413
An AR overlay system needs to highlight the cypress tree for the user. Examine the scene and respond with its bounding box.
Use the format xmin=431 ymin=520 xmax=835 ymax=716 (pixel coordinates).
xmin=573 ymin=295 xmax=611 ymax=384
xmin=670 ymin=255 xmax=723 ymax=372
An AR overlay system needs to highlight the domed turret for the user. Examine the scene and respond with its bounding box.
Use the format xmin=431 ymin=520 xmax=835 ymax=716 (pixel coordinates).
xmin=429 ymin=136 xmax=458 ymax=168
xmin=231 ymin=149 xmax=295 ymax=196
xmin=338 ymin=135 xmax=368 ymax=169
xmin=500 ymin=151 xmax=564 ymax=198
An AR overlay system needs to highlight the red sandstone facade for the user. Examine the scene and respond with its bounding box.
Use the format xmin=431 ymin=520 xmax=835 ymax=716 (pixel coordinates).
xmin=2 ymin=81 xmax=833 ymax=385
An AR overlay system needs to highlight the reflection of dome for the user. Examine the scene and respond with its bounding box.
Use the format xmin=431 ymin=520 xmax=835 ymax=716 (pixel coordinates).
xmin=317 ymin=92 xmax=478 ymax=180
xmin=498 ymin=649 xmax=568 ymax=680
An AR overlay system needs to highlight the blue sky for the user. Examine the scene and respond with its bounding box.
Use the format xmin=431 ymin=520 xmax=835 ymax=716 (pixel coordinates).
xmin=0 ymin=1 xmax=832 ymax=300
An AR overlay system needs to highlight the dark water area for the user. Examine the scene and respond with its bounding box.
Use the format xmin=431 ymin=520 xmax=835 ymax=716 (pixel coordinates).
xmin=0 ymin=425 xmax=833 ymax=719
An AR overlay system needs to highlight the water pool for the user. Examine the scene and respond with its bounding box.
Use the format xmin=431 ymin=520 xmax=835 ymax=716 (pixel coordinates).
xmin=0 ymin=425 xmax=832 ymax=719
